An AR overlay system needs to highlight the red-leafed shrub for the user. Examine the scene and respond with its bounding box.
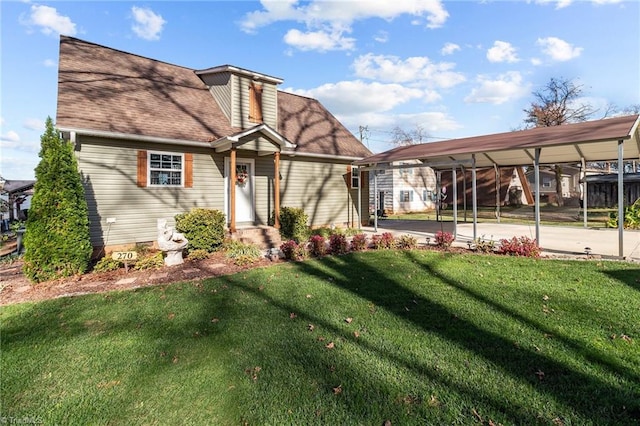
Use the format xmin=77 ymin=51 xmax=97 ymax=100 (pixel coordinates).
xmin=350 ymin=234 xmax=368 ymax=251
xmin=329 ymin=234 xmax=349 ymax=255
xmin=498 ymin=236 xmax=541 ymax=258
xmin=434 ymin=231 xmax=455 ymax=249
xmin=371 ymin=232 xmax=395 ymax=249
xmin=280 ymin=240 xmax=307 ymax=261
xmin=308 ymin=235 xmax=327 ymax=257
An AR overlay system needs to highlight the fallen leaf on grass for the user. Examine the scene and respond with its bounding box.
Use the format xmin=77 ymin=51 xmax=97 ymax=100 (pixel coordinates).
xmin=325 ymin=342 xmax=335 ymax=349
xmin=306 ymin=294 xmax=312 ymax=299
xmin=543 ymin=295 xmax=550 ymax=301
xmin=167 ymin=313 xmax=175 ymax=320
xmin=621 ymin=334 xmax=633 ymax=343
xmin=172 ymin=356 xmax=179 ymax=364
xmin=211 ymin=317 xmax=219 ymax=323
xmin=472 ymin=408 xmax=483 ymax=422
xmin=535 ymin=370 xmax=545 ymax=381
xmin=353 ymin=331 xmax=360 ymax=338
xmin=345 ymin=317 xmax=353 ymax=324
xmin=289 ymin=312 xmax=297 ymax=319
xmin=332 ymin=385 xmax=342 ymax=394
xmin=428 ymin=395 xmax=440 ymax=407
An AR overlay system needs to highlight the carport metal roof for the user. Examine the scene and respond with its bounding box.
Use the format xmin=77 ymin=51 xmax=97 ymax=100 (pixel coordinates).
xmin=354 ymin=114 xmax=640 ymax=169
xmin=353 ymin=114 xmax=640 ymax=258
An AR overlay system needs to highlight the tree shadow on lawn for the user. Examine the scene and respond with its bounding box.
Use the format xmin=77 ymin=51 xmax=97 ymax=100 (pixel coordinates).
xmin=288 ymin=252 xmax=640 ymax=424
xmin=602 ymin=268 xmax=640 ymax=292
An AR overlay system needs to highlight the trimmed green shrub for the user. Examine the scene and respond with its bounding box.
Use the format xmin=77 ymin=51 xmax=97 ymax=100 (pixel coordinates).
xmin=134 ymin=252 xmax=164 ymax=270
xmin=175 ymin=208 xmax=226 ymax=252
xmin=187 ymin=248 xmax=210 ymax=261
xmin=279 ymin=207 xmax=310 ymax=243
xmin=93 ymin=256 xmax=122 ymax=273
xmin=23 ymin=117 xmax=93 ymax=283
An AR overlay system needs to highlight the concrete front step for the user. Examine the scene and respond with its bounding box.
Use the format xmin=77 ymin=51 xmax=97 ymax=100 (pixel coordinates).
xmin=231 ymin=226 xmax=282 ymax=249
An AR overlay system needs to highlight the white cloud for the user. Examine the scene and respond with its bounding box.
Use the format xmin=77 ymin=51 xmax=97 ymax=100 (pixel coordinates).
xmin=131 ymin=6 xmax=166 ymax=41
xmin=374 ymin=30 xmax=389 ymax=43
xmin=0 ymin=154 xmax=39 ymax=180
xmin=537 ymin=36 xmax=582 ymax=61
xmin=23 ymin=118 xmax=45 ymax=132
xmin=486 ymin=41 xmax=519 ymax=63
xmin=240 ymin=0 xmax=449 ymax=51
xmin=43 ymin=59 xmax=56 ymax=68
xmin=283 ymin=27 xmax=355 ymax=52
xmin=441 ymin=42 xmax=460 ymax=56
xmin=352 ymin=53 xmax=465 ymax=88
xmin=465 ymin=72 xmax=530 ymax=105
xmin=23 ymin=4 xmax=77 ymax=36
xmin=285 ymin=80 xmax=426 ymax=115
xmin=0 ymin=131 xmax=20 ymax=143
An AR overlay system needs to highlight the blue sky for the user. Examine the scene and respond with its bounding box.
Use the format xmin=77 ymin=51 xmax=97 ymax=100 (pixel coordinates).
xmin=1 ymin=0 xmax=639 ymax=180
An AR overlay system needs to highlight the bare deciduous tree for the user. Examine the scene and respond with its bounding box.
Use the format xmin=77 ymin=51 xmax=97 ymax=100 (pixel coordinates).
xmin=391 ymin=124 xmax=429 ymax=146
xmin=523 ymin=77 xmax=597 ymax=206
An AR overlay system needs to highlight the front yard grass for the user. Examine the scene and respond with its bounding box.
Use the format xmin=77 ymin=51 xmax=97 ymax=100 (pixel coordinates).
xmin=2 ymin=250 xmax=639 ymax=424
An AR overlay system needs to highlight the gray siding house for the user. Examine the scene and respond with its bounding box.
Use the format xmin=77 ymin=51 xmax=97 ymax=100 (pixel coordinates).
xmin=56 ymin=36 xmax=371 ymax=251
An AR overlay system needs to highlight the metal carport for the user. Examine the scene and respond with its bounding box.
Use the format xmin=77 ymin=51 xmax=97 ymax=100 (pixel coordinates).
xmin=354 ymin=114 xmax=640 ymax=258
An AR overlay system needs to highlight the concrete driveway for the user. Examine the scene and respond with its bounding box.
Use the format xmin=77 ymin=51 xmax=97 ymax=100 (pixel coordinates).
xmin=361 ymin=219 xmax=640 ymax=261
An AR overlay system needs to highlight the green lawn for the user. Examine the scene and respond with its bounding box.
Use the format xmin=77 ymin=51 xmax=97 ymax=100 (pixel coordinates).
xmin=2 ymin=250 xmax=639 ymax=425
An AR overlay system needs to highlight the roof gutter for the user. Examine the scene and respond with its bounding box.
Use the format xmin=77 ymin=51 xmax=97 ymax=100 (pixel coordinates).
xmin=57 ymin=127 xmax=214 ymax=149
xmin=281 ymin=150 xmax=365 ymax=162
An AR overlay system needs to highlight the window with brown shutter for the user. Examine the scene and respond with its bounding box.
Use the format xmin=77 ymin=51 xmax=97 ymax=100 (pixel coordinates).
xmin=249 ymin=82 xmax=263 ymax=123
xmin=137 ymin=150 xmax=193 ymax=187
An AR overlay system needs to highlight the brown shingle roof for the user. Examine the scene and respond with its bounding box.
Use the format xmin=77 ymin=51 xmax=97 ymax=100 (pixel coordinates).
xmin=278 ymin=91 xmax=372 ymax=157
xmin=56 ymin=36 xmax=371 ymax=158
xmin=356 ymin=114 xmax=640 ymax=168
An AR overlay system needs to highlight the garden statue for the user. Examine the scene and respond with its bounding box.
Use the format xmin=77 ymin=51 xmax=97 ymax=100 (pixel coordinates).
xmin=157 ymin=219 xmax=188 ymax=266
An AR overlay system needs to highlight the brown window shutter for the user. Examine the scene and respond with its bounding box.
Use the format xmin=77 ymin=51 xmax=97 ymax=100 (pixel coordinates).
xmin=184 ymin=153 xmax=193 ymax=188
xmin=249 ymin=82 xmax=263 ymax=123
xmin=137 ymin=150 xmax=147 ymax=187
xmin=346 ymin=165 xmax=352 ymax=189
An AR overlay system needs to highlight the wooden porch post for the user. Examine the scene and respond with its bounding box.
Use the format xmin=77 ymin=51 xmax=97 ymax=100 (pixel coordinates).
xmin=274 ymin=152 xmax=281 ymax=229
xmin=230 ymin=148 xmax=237 ymax=233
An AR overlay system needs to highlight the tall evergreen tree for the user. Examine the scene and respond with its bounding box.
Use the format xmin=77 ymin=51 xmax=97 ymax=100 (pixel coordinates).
xmin=23 ymin=117 xmax=93 ymax=283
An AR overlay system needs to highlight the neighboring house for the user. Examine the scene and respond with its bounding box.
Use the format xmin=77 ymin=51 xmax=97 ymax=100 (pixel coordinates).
xmin=369 ymin=161 xmax=436 ymax=215
xmin=55 ymin=36 xmax=371 ymax=251
xmin=583 ymin=173 xmax=640 ymax=208
xmin=0 ymin=179 xmax=35 ymax=225
xmin=440 ymin=167 xmax=532 ymax=207
xmin=525 ymin=166 xmax=577 ymax=202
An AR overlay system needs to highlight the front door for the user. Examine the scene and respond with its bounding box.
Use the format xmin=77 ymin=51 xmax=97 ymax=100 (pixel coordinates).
xmin=225 ymin=158 xmax=255 ymax=223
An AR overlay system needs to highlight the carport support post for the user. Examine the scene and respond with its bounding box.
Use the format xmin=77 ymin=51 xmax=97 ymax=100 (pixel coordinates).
xmin=452 ymin=166 xmax=458 ymax=238
xmin=618 ymin=139 xmax=624 ymax=258
xmin=581 ymin=157 xmax=587 ymax=228
xmin=534 ymin=148 xmax=541 ymax=244
xmin=374 ymin=171 xmax=378 ymax=232
xmin=472 ymin=154 xmax=477 ymax=241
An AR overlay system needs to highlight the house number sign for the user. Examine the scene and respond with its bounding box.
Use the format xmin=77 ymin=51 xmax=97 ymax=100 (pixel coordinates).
xmin=112 ymin=251 xmax=138 ymax=261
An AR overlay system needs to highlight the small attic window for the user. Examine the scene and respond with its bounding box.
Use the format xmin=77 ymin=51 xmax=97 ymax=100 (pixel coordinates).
xmin=249 ymin=82 xmax=263 ymax=123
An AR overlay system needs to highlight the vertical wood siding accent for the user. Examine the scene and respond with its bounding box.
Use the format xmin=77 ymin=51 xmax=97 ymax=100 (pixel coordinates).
xmin=76 ymin=136 xmax=224 ymax=247
xmin=233 ymin=75 xmax=278 ymax=130
xmin=184 ymin=153 xmax=193 ymax=188
xmin=137 ymin=150 xmax=147 ymax=187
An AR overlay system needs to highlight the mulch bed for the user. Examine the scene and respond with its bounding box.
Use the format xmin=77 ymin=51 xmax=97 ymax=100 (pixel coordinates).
xmin=0 ymin=252 xmax=278 ymax=306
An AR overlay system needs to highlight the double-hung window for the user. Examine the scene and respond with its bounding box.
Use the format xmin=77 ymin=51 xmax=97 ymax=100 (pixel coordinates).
xmin=399 ymin=190 xmax=413 ymax=202
xmin=149 ymin=152 xmax=183 ymax=186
